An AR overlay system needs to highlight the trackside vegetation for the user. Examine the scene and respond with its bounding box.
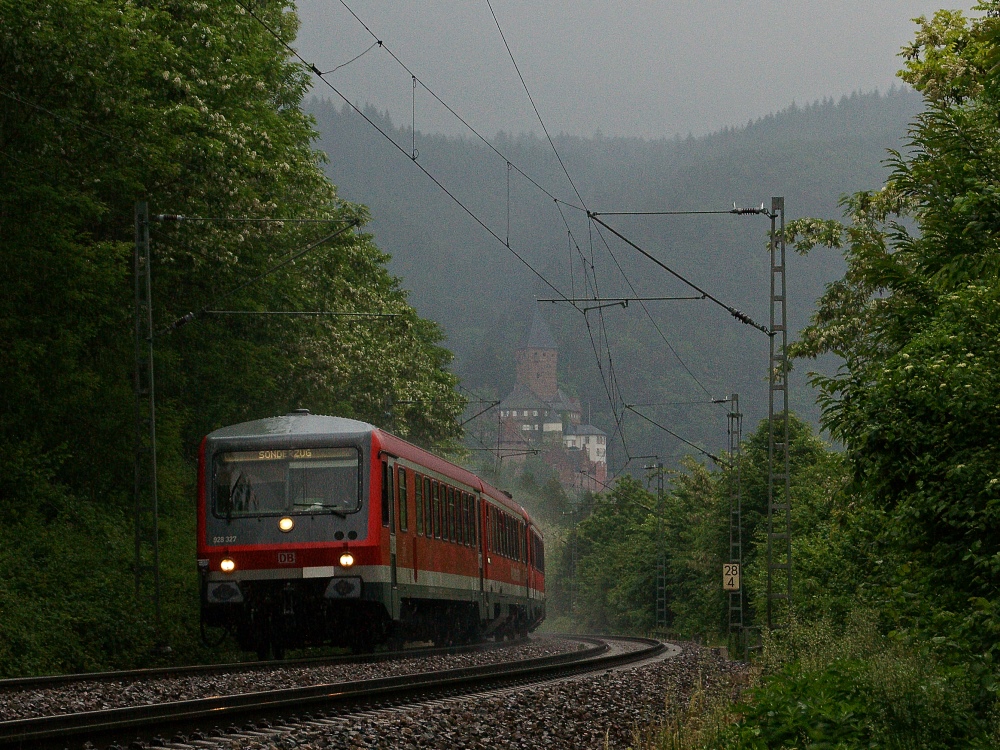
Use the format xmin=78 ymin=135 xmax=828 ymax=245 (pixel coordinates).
xmin=0 ymin=0 xmax=464 ymax=673
xmin=551 ymin=5 xmax=1000 ymax=747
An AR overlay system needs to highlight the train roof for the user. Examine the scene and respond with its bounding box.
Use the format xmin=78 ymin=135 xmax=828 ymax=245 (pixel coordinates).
xmin=374 ymin=427 xmax=532 ymax=524
xmin=205 ymin=412 xmax=538 ymax=531
xmin=206 ymin=412 xmax=374 ymax=440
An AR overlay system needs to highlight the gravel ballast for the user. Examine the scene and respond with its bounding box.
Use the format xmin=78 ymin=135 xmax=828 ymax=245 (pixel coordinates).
xmin=173 ymin=643 xmax=748 ymax=750
xmin=0 ymin=637 xmax=581 ymax=721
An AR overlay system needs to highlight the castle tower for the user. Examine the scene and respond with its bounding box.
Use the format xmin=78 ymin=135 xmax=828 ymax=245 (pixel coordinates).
xmin=515 ymin=309 xmax=558 ymax=400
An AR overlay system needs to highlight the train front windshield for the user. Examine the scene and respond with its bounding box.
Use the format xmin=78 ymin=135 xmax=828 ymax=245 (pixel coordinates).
xmin=213 ymin=447 xmax=362 ymax=517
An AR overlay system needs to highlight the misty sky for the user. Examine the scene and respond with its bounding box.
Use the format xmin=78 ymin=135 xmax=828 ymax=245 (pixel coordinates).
xmin=294 ymin=1 xmax=975 ymax=141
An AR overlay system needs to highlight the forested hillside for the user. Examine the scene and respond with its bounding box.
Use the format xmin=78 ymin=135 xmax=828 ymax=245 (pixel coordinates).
xmin=310 ymin=87 xmax=923 ymax=466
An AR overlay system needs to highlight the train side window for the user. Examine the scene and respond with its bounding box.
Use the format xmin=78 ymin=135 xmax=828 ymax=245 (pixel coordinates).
xmin=415 ymin=474 xmax=423 ymax=535
xmin=443 ymin=483 xmax=449 ymax=540
xmin=489 ymin=507 xmax=495 ymax=553
xmin=447 ymin=487 xmax=456 ymax=543
xmin=381 ymin=461 xmax=390 ymax=527
xmin=439 ymin=484 xmax=447 ymax=541
xmin=472 ymin=497 xmax=479 ymax=547
xmin=397 ymin=466 xmax=408 ymax=532
xmin=494 ymin=508 xmax=500 ymax=554
xmin=436 ymin=484 xmax=444 ymax=540
xmin=466 ymin=495 xmax=473 ymax=546
xmin=468 ymin=495 xmax=474 ymax=546
xmin=423 ymin=477 xmax=432 ymax=537
xmin=461 ymin=493 xmax=469 ymax=546
xmin=432 ymin=481 xmax=440 ymax=539
xmin=441 ymin=484 xmax=455 ymax=542
xmin=459 ymin=494 xmax=467 ymax=546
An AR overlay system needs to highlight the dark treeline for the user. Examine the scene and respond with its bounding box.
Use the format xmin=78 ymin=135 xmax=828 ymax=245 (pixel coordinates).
xmin=309 ymin=88 xmax=923 ymax=470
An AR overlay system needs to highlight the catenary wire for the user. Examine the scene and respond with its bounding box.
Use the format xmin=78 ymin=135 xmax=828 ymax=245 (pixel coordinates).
xmin=321 ymin=40 xmax=381 ymax=75
xmin=624 ymin=405 xmax=722 ymax=464
xmin=235 ymin=0 xmax=570 ymax=303
xmin=158 ymin=220 xmax=359 ymax=335
xmin=334 ymin=0 xmax=584 ymax=212
xmin=245 ymin=0 xmax=728 ymax=468
xmin=483 ymin=7 xmax=721 ymax=432
xmin=327 ymin=0 xmax=730 ymax=454
xmin=590 ymin=213 xmax=771 ymax=336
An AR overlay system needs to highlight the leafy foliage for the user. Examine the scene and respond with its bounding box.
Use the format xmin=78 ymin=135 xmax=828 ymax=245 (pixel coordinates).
xmin=724 ymin=614 xmax=991 ymax=749
xmin=552 ymin=416 xmax=845 ymax=639
xmin=0 ymin=0 xmax=464 ymax=671
xmin=706 ymin=4 xmax=1000 ymax=746
xmin=782 ymin=3 xmax=1000 ymax=660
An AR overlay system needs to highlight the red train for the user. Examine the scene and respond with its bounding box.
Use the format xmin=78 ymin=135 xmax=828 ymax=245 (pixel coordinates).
xmin=197 ymin=411 xmax=545 ymax=658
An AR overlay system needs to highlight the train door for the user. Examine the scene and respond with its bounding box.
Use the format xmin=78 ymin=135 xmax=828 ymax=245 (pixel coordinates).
xmin=381 ymin=457 xmax=400 ymax=619
xmin=477 ymin=496 xmax=486 ymax=609
xmin=394 ymin=465 xmax=412 ymax=587
xmin=524 ymin=523 xmax=531 ymax=599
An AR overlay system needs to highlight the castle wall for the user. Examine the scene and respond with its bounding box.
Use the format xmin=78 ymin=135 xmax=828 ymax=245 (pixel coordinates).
xmin=515 ymin=347 xmax=558 ymax=399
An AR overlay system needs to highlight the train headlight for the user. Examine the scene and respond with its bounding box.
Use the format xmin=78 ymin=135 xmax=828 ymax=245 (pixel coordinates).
xmin=339 ymin=552 xmax=355 ymax=568
xmin=220 ymin=558 xmax=236 ymax=573
xmin=278 ymin=516 xmax=294 ymax=532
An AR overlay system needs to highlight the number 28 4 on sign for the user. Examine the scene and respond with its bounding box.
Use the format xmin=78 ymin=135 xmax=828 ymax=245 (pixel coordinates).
xmin=723 ymin=563 xmax=741 ymax=591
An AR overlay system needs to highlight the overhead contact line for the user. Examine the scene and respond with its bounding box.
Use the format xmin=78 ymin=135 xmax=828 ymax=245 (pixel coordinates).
xmin=235 ymin=0 xmax=571 ymax=305
xmin=624 ymin=405 xmax=723 ymax=465
xmin=333 ymin=0 xmax=583 ymax=212
xmin=242 ymin=0 xmax=727 ymax=465
xmin=588 ymin=213 xmax=772 ymax=336
xmin=158 ymin=219 xmax=360 ymax=335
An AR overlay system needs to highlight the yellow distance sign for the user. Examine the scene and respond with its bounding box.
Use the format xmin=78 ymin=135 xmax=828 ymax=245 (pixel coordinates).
xmin=723 ymin=563 xmax=741 ymax=591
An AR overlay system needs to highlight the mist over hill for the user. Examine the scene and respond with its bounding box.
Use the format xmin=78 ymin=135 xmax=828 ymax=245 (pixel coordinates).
xmin=308 ymin=87 xmax=923 ymax=472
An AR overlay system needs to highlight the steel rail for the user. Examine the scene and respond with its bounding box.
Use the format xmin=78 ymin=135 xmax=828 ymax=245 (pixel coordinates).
xmin=0 ymin=637 xmax=665 ymax=749
xmin=0 ymin=638 xmax=521 ymax=691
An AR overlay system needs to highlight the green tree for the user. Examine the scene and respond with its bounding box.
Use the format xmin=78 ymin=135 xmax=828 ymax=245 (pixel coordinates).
xmin=558 ymin=476 xmax=657 ymax=632
xmin=0 ymin=0 xmax=464 ymax=671
xmin=784 ymin=4 xmax=1000 ymax=657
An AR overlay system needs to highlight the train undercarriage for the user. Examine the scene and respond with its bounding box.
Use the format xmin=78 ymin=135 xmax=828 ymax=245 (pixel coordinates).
xmin=202 ymin=579 xmax=537 ymax=659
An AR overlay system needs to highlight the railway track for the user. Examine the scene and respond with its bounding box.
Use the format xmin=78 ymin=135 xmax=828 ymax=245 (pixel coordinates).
xmin=0 ymin=637 xmax=519 ymax=692
xmin=0 ymin=636 xmax=666 ymax=749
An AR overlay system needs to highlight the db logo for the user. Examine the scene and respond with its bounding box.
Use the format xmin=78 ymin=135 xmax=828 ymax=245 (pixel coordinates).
xmin=277 ymin=552 xmax=296 ymax=565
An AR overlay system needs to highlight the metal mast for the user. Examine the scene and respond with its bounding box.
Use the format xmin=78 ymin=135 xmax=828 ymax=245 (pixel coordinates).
xmin=654 ymin=462 xmax=667 ymax=629
xmin=727 ymin=394 xmax=743 ymax=640
xmin=133 ymin=201 xmax=162 ymax=631
xmin=766 ymin=197 xmax=792 ymax=629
